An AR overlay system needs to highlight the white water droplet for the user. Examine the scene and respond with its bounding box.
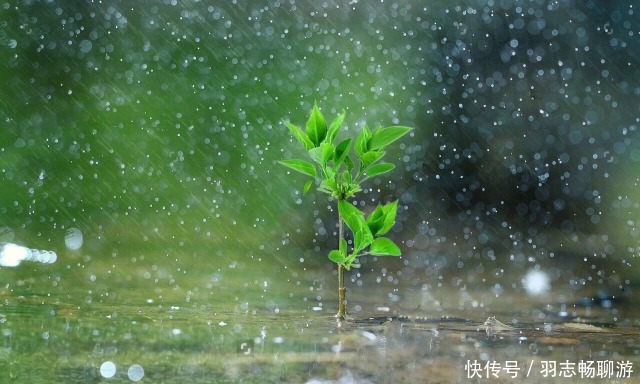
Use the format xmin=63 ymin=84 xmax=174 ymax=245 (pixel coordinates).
xmin=523 ymin=269 xmax=550 ymax=296
xmin=100 ymin=361 xmax=116 ymax=378
xmin=65 ymin=228 xmax=83 ymax=250
xmin=127 ymin=364 xmax=144 ymax=381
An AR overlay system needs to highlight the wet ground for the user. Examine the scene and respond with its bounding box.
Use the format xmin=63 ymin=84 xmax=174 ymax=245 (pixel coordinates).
xmin=1 ymin=256 xmax=638 ymax=384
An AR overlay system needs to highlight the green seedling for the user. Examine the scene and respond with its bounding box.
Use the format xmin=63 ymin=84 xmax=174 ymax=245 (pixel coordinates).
xmin=279 ymin=103 xmax=412 ymax=322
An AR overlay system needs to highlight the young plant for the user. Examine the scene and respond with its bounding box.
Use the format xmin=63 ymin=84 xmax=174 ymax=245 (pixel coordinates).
xmin=279 ymin=103 xmax=412 ymax=322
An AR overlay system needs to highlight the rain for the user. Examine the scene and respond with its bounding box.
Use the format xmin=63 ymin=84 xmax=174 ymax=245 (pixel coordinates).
xmin=0 ymin=0 xmax=639 ymax=382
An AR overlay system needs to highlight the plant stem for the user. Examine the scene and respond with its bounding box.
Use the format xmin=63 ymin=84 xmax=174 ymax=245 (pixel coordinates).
xmin=336 ymin=208 xmax=346 ymax=323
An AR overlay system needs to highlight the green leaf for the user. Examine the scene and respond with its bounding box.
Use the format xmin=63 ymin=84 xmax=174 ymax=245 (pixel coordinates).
xmin=317 ymin=186 xmax=333 ymax=195
xmin=336 ymin=200 xmax=374 ymax=254
xmin=319 ymin=178 xmax=337 ymax=194
xmin=354 ymin=227 xmax=373 ymax=254
xmin=322 ymin=166 xmax=336 ymax=181
xmin=343 ymin=253 xmax=362 ymax=270
xmin=302 ymin=180 xmax=313 ymax=195
xmin=364 ymin=163 xmax=395 ymax=179
xmin=333 ymin=138 xmax=352 ymax=167
xmin=355 ymin=125 xmax=372 ymax=157
xmin=306 ymin=103 xmax=327 ymax=147
xmin=308 ymin=142 xmax=333 ymax=166
xmin=368 ymin=126 xmax=413 ymax=150
xmin=338 ymin=200 xmax=364 ymax=234
xmin=339 ymin=238 xmax=347 ymax=257
xmin=341 ymin=170 xmax=351 ymax=185
xmin=321 ymin=142 xmax=334 ymax=165
xmin=366 ymin=204 xmax=385 ymax=236
xmin=367 ymin=217 xmax=385 ymax=237
xmin=326 ymin=110 xmax=345 ymax=144
xmin=328 ymin=250 xmax=345 ymax=264
xmin=359 ymin=150 xmax=385 ymax=167
xmin=344 ymin=182 xmax=362 ymax=198
xmin=285 ymin=122 xmax=314 ymax=150
xmin=377 ymin=200 xmax=398 ymax=236
xmin=344 ymin=155 xmax=355 ymax=172
xmin=368 ymin=237 xmax=401 ymax=256
xmin=278 ymin=159 xmax=317 ymax=178
xmin=308 ymin=147 xmax=322 ymax=165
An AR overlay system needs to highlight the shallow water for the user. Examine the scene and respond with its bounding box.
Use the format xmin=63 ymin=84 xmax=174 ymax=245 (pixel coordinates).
xmin=2 ymin=255 xmax=638 ymax=383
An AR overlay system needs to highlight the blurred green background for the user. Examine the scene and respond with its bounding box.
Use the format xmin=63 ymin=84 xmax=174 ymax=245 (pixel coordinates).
xmin=1 ymin=0 xmax=639 ymax=291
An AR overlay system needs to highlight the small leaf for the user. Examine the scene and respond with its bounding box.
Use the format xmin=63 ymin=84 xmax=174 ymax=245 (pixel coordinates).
xmin=326 ymin=110 xmax=345 ymax=144
xmin=322 ymin=166 xmax=336 ymax=181
xmin=343 ymin=254 xmax=360 ymax=270
xmin=355 ymin=125 xmax=372 ymax=157
xmin=339 ymin=238 xmax=347 ymax=257
xmin=319 ymin=178 xmax=337 ymax=194
xmin=308 ymin=147 xmax=323 ymax=165
xmin=285 ymin=122 xmax=314 ymax=150
xmin=338 ymin=200 xmax=364 ymax=234
xmin=359 ymin=150 xmax=385 ymax=167
xmin=342 ymin=170 xmax=351 ymax=184
xmin=377 ymin=200 xmax=398 ymax=236
xmin=367 ymin=216 xmax=385 ymax=237
xmin=306 ymin=103 xmax=327 ymax=147
xmin=368 ymin=237 xmax=401 ymax=256
xmin=333 ymin=138 xmax=352 ymax=167
xmin=354 ymin=230 xmax=363 ymax=253
xmin=278 ymin=159 xmax=317 ymax=178
xmin=364 ymin=163 xmax=395 ymax=180
xmin=344 ymin=182 xmax=362 ymax=199
xmin=368 ymin=126 xmax=413 ymax=150
xmin=338 ymin=200 xmax=371 ymax=250
xmin=328 ymin=250 xmax=345 ymax=264
xmin=321 ymin=142 xmax=334 ymax=165
xmin=366 ymin=204 xmax=385 ymax=235
xmin=354 ymin=227 xmax=373 ymax=254
xmin=309 ymin=142 xmax=333 ymax=166
xmin=344 ymin=155 xmax=355 ymax=172
xmin=302 ymin=180 xmax=313 ymax=195
xmin=317 ymin=185 xmax=333 ymax=195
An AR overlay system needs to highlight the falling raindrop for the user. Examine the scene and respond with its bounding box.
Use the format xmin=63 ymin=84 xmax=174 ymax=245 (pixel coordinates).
xmin=64 ymin=228 xmax=83 ymax=250
xmin=79 ymin=39 xmax=92 ymax=53
xmin=127 ymin=364 xmax=144 ymax=382
xmin=523 ymin=269 xmax=550 ymax=296
xmin=100 ymin=361 xmax=116 ymax=378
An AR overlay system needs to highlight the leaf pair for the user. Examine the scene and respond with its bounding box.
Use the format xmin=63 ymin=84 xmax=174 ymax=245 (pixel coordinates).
xmin=366 ymin=200 xmax=397 ymax=237
xmin=355 ymin=125 xmax=412 ymax=155
xmin=286 ymin=103 xmax=345 ymax=150
xmin=336 ymin=200 xmax=401 ymax=269
xmin=354 ymin=125 xmax=412 ymax=182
